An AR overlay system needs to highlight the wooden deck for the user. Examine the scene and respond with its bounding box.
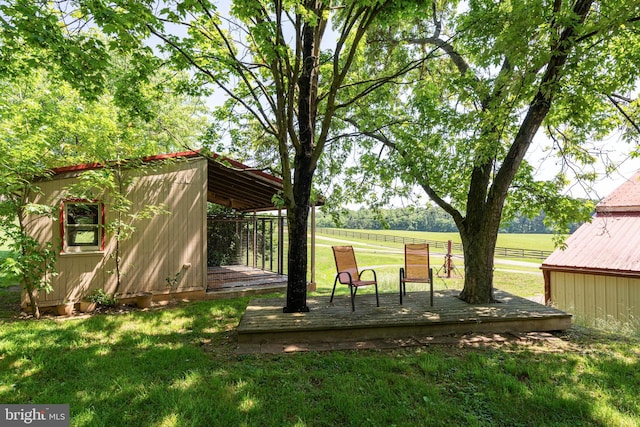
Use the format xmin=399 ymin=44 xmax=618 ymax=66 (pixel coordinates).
xmin=237 ymin=289 xmax=571 ymax=352
xmin=206 ymin=265 xmax=287 ymax=298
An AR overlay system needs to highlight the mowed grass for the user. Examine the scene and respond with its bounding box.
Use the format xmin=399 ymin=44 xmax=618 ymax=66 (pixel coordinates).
xmin=313 ymin=232 xmax=545 ymax=299
xmin=318 ymin=228 xmax=558 ymax=252
xmin=0 ymin=231 xmax=21 ymax=319
xmin=0 ymin=231 xmax=17 ymax=289
xmin=0 ymin=296 xmax=639 ymax=426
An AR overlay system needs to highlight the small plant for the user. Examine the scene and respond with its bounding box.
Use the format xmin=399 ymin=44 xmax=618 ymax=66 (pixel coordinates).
xmin=85 ymin=289 xmax=118 ymax=307
xmin=165 ymin=271 xmax=182 ymax=288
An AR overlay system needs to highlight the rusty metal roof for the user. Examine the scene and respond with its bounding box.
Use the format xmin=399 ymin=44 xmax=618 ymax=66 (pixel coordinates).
xmin=49 ymin=150 xmax=285 ymax=213
xmin=596 ymin=170 xmax=640 ymax=214
xmin=542 ymin=214 xmax=640 ymax=275
xmin=542 ymin=170 xmax=640 ymax=275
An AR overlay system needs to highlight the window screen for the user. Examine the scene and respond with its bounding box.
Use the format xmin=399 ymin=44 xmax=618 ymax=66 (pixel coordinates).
xmin=64 ymin=203 xmax=102 ymax=251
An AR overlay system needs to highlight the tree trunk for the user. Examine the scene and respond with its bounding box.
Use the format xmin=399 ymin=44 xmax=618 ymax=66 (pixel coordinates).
xmin=458 ymin=167 xmax=503 ymax=304
xmin=283 ymin=166 xmax=313 ymax=313
xmin=283 ymin=4 xmax=319 ymax=313
xmin=458 ymin=224 xmax=499 ymax=304
xmin=113 ymin=234 xmax=122 ymax=296
xmin=25 ymin=279 xmax=41 ymax=319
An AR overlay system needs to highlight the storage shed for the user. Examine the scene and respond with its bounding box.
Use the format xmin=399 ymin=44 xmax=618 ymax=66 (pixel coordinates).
xmin=23 ymin=151 xmax=289 ymax=310
xmin=542 ymin=171 xmax=640 ymax=328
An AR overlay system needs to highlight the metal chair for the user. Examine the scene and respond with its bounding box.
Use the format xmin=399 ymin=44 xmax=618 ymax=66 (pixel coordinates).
xmin=400 ymin=243 xmax=433 ymax=306
xmin=331 ymin=246 xmax=379 ymax=311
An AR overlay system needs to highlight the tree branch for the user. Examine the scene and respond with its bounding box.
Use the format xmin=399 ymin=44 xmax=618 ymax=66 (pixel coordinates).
xmin=146 ymin=18 xmax=277 ymax=137
xmin=576 ymin=15 xmax=640 ymax=43
xmin=491 ymin=0 xmax=594 ymax=204
xmin=341 ymin=116 xmax=463 ymax=224
xmin=405 ymin=36 xmax=470 ymax=77
xmin=314 ymin=1 xmax=390 ymax=165
xmin=607 ymin=94 xmax=640 ymax=136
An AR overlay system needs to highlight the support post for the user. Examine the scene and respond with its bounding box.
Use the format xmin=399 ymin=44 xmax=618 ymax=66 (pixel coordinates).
xmin=253 ymin=211 xmax=258 ymax=268
xmin=309 ymin=204 xmax=317 ymax=291
xmin=235 ymin=220 xmax=240 ymax=264
xmin=245 ymin=219 xmax=250 ymax=266
xmin=269 ymin=219 xmax=273 ymax=272
xmin=447 ymin=240 xmax=452 ymax=279
xmin=277 ymin=209 xmax=284 ymax=275
xmin=261 ymin=218 xmax=266 ymax=271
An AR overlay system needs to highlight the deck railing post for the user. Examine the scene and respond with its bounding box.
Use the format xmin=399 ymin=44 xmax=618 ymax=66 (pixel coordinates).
xmin=310 ymin=204 xmax=316 ymax=290
xmin=278 ymin=210 xmax=284 ymax=275
xmin=261 ymin=218 xmax=266 ymax=271
xmin=269 ymin=219 xmax=274 ymax=272
xmin=253 ymin=211 xmax=258 ymax=268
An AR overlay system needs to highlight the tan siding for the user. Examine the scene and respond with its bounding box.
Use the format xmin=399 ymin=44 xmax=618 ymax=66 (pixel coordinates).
xmin=549 ymin=271 xmax=560 ymax=306
xmin=564 ymin=272 xmax=576 ymax=313
xmin=115 ymin=159 xmax=205 ymax=296
xmin=630 ymin=279 xmax=640 ymax=324
xmin=603 ymin=276 xmax=617 ymax=321
xmin=575 ymin=272 xmax=586 ymax=317
xmin=614 ymin=278 xmax=625 ymax=322
xmin=583 ymin=274 xmax=596 ymax=320
xmin=549 ymin=271 xmax=640 ymax=327
xmin=201 ymin=163 xmax=208 ymax=291
xmin=594 ymin=274 xmax=607 ymax=320
xmin=24 ymin=157 xmax=207 ymax=306
xmin=549 ymin=271 xmax=571 ymax=320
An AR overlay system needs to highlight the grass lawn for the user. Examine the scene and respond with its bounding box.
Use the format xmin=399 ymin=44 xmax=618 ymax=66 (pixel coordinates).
xmin=313 ymin=234 xmax=545 ymax=299
xmin=318 ymin=228 xmax=558 ymax=252
xmin=0 ymin=294 xmax=639 ymax=426
xmin=0 ymin=235 xmax=16 ymax=289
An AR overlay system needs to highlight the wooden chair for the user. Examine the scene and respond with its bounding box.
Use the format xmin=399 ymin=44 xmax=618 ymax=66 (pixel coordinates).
xmin=400 ymin=243 xmax=433 ymax=306
xmin=331 ymin=246 xmax=379 ymax=311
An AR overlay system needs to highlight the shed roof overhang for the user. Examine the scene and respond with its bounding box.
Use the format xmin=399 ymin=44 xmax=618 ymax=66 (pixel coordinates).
xmin=48 ymin=150 xmax=289 ymax=213
xmin=204 ymin=155 xmax=284 ymax=212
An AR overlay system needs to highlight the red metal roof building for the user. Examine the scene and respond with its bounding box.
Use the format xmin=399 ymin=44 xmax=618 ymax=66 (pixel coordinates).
xmin=541 ymin=171 xmax=640 ymax=327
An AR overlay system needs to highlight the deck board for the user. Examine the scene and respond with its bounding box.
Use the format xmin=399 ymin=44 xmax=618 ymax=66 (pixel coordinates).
xmin=207 ymin=265 xmax=286 ymax=291
xmin=237 ymin=289 xmax=571 ymax=349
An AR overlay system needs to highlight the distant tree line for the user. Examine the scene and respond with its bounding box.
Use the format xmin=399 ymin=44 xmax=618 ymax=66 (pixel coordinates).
xmin=317 ymin=206 xmax=584 ymax=234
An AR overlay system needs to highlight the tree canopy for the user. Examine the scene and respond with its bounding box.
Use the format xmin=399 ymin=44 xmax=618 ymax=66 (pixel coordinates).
xmin=70 ymin=0 xmax=428 ymax=312
xmin=331 ymin=0 xmax=640 ymax=302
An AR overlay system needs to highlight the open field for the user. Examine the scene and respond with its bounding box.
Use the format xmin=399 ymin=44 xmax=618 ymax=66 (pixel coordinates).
xmin=317 ymin=228 xmax=557 ymax=251
xmin=316 ymin=228 xmax=556 ymax=259
xmin=312 ymin=232 xmax=545 ymax=300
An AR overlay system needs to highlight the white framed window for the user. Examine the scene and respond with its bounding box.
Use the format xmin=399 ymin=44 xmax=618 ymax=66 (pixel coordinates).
xmin=62 ymin=201 xmax=104 ymax=253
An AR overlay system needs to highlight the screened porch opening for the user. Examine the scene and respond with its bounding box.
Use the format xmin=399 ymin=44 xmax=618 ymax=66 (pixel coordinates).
xmin=206 ymin=212 xmax=287 ymax=291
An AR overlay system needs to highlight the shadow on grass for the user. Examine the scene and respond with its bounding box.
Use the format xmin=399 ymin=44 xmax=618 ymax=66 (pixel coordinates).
xmin=0 ymin=298 xmax=638 ymax=426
